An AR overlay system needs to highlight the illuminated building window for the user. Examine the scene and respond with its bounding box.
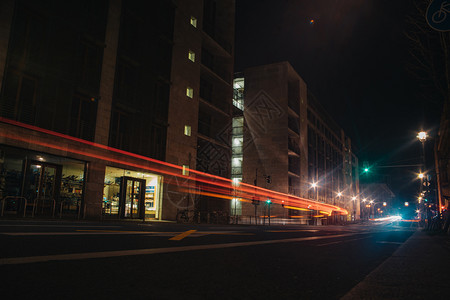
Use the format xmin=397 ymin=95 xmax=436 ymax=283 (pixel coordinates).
xmin=182 ymin=165 xmax=189 ymax=176
xmin=184 ymin=125 xmax=191 ymax=136
xmin=186 ymin=87 xmax=193 ymax=98
xmin=233 ymin=78 xmax=244 ymax=110
xmin=190 ymin=16 xmax=197 ymax=27
xmin=188 ymin=50 xmax=195 ymax=62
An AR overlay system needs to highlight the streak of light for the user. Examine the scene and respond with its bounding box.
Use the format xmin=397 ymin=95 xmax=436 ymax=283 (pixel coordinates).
xmin=283 ymin=205 xmax=311 ymax=211
xmin=0 ymin=118 xmax=349 ymax=215
xmin=371 ymin=216 xmax=402 ymax=222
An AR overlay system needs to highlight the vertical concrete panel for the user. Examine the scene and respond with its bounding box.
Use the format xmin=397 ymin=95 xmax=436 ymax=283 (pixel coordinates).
xmin=0 ymin=0 xmax=15 ymax=91
xmin=84 ymin=162 xmax=106 ymax=219
xmin=95 ymin=0 xmax=122 ymax=145
xmin=299 ymin=77 xmax=309 ymax=196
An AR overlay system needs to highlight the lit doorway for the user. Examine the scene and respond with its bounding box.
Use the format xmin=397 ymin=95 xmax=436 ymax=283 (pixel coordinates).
xmin=120 ymin=177 xmax=145 ymax=219
xmin=103 ymin=166 xmax=162 ymax=220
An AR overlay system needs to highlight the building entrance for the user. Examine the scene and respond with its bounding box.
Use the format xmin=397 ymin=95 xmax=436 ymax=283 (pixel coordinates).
xmin=120 ymin=177 xmax=145 ymax=219
xmin=103 ymin=166 xmax=162 ymax=220
xmin=23 ymin=160 xmax=62 ymax=216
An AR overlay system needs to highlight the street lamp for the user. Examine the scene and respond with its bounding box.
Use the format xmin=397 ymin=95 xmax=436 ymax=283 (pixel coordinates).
xmin=310 ymin=182 xmax=319 ymax=225
xmin=361 ymin=198 xmax=367 ymax=220
xmin=417 ymin=131 xmax=427 ymax=143
xmin=417 ymin=131 xmax=427 ymax=142
xmin=311 ymin=182 xmax=319 ymax=200
xmin=417 ymin=131 xmax=428 ymax=224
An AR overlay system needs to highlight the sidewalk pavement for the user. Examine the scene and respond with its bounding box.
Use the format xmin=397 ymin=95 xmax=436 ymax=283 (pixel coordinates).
xmin=342 ymin=229 xmax=450 ymax=299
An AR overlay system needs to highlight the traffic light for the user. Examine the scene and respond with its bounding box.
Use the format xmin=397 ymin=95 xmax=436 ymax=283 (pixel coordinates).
xmin=266 ymin=175 xmax=271 ymax=183
xmin=266 ymin=199 xmax=272 ymax=205
xmin=252 ymin=197 xmax=260 ymax=205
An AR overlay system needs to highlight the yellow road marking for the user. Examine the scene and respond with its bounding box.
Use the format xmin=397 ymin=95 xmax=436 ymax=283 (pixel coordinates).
xmin=169 ymin=230 xmax=197 ymax=241
xmin=0 ymin=233 xmax=359 ymax=265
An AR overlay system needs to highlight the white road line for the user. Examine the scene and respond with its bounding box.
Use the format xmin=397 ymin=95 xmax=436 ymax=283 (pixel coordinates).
xmin=0 ymin=230 xmax=251 ymax=237
xmin=0 ymin=233 xmax=359 ymax=265
xmin=2 ymin=232 xmax=150 ymax=236
xmin=0 ymin=225 xmax=122 ymax=228
xmin=316 ymin=236 xmax=372 ymax=247
xmin=376 ymin=241 xmax=404 ymax=245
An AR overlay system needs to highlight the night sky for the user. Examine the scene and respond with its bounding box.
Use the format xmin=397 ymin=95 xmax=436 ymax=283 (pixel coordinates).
xmin=235 ymin=0 xmax=443 ymax=203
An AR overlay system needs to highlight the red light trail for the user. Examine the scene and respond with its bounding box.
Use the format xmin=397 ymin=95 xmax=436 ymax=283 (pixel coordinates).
xmin=0 ymin=117 xmax=348 ymax=216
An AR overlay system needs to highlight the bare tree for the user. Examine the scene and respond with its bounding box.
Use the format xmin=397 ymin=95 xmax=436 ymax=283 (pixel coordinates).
xmin=405 ymin=0 xmax=450 ymax=107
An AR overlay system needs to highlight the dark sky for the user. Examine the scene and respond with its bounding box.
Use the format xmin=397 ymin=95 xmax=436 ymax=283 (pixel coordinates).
xmin=235 ymin=0 xmax=443 ymax=202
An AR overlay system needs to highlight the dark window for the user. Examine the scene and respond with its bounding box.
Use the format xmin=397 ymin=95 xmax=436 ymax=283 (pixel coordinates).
xmin=77 ymin=42 xmax=103 ymax=92
xmin=0 ymin=71 xmax=37 ymax=124
xmin=201 ymin=48 xmax=214 ymax=70
xmin=70 ymin=95 xmax=97 ymax=141
xmin=8 ymin=8 xmax=46 ymax=66
xmin=198 ymin=109 xmax=212 ymax=136
xmin=200 ymin=77 xmax=213 ymax=102
xmin=115 ymin=61 xmax=138 ymax=104
xmin=203 ymin=0 xmax=216 ymax=37
xmin=109 ymin=110 xmax=130 ymax=151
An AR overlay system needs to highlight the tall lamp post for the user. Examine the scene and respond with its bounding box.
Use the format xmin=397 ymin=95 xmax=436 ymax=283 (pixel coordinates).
xmin=417 ymin=131 xmax=430 ymax=225
xmin=361 ymin=198 xmax=367 ymax=220
xmin=417 ymin=131 xmax=427 ymax=194
xmin=352 ymin=196 xmax=357 ymax=221
xmin=335 ymin=192 xmax=342 ymax=224
xmin=311 ymin=182 xmax=318 ymax=225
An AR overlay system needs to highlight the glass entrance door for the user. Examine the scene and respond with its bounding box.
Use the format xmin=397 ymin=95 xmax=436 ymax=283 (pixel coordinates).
xmin=23 ymin=161 xmax=62 ymax=215
xmin=120 ymin=177 xmax=145 ymax=219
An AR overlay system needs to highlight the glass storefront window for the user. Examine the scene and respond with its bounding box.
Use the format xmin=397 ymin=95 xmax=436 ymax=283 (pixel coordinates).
xmin=0 ymin=145 xmax=85 ymax=217
xmin=103 ymin=166 xmax=162 ymax=220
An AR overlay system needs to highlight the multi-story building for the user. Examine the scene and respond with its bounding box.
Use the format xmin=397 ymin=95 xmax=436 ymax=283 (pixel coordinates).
xmin=232 ymin=62 xmax=360 ymax=224
xmin=0 ymin=0 xmax=235 ymax=221
xmin=307 ymin=93 xmax=360 ymax=221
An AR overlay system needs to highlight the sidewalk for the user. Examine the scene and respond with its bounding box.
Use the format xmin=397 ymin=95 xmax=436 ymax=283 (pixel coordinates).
xmin=342 ymin=229 xmax=450 ymax=299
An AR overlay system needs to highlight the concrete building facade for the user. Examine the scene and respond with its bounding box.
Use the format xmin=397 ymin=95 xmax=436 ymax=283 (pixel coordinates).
xmin=233 ymin=62 xmax=360 ymax=224
xmin=0 ymin=0 xmax=235 ymax=221
xmin=307 ymin=93 xmax=360 ymax=221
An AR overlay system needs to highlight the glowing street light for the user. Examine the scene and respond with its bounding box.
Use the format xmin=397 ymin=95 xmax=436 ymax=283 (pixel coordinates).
xmin=418 ymin=173 xmax=424 ymax=179
xmin=417 ymin=131 xmax=427 ymax=143
xmin=352 ymin=196 xmax=356 ymax=201
xmin=337 ymin=192 xmax=342 ymax=197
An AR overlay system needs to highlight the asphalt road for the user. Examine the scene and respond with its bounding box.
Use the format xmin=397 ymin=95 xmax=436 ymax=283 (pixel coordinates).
xmin=0 ymin=220 xmax=416 ymax=299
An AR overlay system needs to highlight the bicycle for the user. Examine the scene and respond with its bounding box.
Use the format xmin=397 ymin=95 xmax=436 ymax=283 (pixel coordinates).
xmin=176 ymin=209 xmax=189 ymax=223
xmin=432 ymin=1 xmax=450 ymax=23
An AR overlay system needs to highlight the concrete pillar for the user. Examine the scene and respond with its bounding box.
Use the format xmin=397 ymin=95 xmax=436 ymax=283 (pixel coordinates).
xmin=84 ymin=161 xmax=106 ymax=219
xmin=0 ymin=0 xmax=15 ymax=91
xmin=95 ymin=0 xmax=121 ymax=145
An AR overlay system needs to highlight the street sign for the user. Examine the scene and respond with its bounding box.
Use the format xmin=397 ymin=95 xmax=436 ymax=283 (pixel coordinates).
xmin=426 ymin=0 xmax=450 ymax=31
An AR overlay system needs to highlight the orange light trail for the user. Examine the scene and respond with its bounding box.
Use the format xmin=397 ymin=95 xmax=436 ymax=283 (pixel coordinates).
xmin=0 ymin=118 xmax=349 ymax=215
